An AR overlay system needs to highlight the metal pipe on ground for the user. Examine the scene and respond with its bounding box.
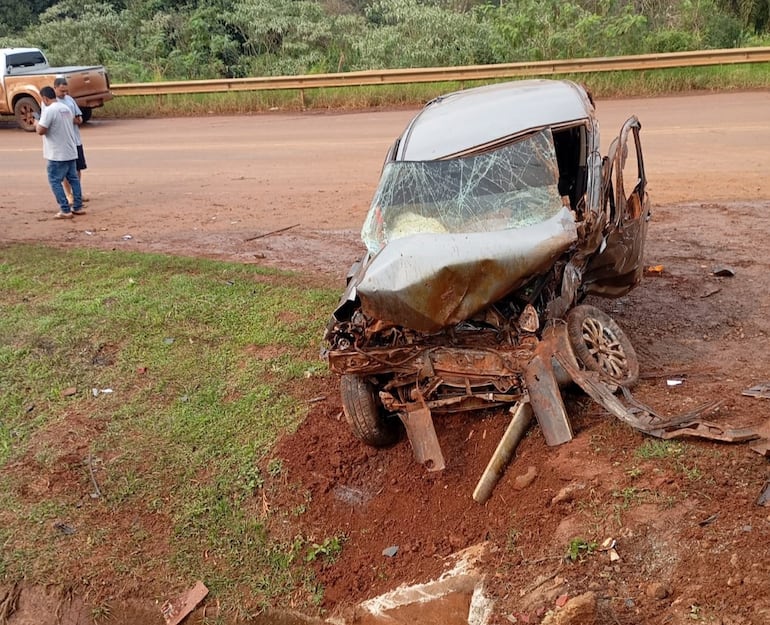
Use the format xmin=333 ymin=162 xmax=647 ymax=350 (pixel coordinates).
xmin=472 ymin=399 xmax=534 ymax=504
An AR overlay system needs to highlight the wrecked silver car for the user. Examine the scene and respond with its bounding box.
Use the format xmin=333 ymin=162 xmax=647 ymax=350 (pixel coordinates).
xmin=323 ymin=79 xmax=651 ymax=470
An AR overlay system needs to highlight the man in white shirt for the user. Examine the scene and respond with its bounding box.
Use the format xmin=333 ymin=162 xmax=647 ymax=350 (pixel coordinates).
xmin=53 ymin=77 xmax=88 ymax=205
xmin=35 ymin=85 xmax=84 ymax=219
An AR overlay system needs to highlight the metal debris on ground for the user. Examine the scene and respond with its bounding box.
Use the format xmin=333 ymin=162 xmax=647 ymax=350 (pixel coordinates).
xmin=756 ymin=480 xmax=770 ymax=506
xmin=52 ymin=521 xmax=76 ymax=535
xmin=698 ymin=513 xmax=719 ymax=527
xmin=742 ymin=383 xmax=770 ymax=399
xmin=750 ymin=439 xmax=770 ymax=456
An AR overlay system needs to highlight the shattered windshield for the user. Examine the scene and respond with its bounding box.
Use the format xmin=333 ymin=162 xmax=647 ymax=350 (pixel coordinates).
xmin=362 ymin=129 xmax=563 ymax=254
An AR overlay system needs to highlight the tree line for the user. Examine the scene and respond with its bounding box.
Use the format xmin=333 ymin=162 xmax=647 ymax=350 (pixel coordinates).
xmin=1 ymin=0 xmax=768 ymax=82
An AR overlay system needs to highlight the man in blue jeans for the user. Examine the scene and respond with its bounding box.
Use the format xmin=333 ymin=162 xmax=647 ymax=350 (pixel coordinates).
xmin=35 ymin=85 xmax=84 ymax=219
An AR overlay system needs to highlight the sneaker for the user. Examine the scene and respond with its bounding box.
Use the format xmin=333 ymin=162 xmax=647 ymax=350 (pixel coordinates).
xmin=72 ymin=208 xmax=87 ymax=216
xmin=54 ymin=211 xmax=73 ymax=219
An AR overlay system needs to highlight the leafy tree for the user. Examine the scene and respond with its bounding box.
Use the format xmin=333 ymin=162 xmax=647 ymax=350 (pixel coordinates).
xmin=31 ymin=1 xmax=131 ymax=67
xmin=0 ymin=0 xmax=57 ymax=33
xmin=356 ymin=0 xmax=492 ymax=68
xmin=719 ymin=0 xmax=770 ymax=30
xmin=227 ymin=0 xmax=364 ymax=75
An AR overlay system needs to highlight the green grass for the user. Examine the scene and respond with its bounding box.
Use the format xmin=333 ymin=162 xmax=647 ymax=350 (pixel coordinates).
xmin=0 ymin=243 xmax=341 ymax=614
xmin=96 ymin=64 xmax=770 ymax=121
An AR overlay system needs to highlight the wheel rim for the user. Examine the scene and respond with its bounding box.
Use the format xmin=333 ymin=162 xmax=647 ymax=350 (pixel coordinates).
xmin=18 ymin=102 xmax=36 ymax=127
xmin=580 ymin=316 xmax=630 ymax=379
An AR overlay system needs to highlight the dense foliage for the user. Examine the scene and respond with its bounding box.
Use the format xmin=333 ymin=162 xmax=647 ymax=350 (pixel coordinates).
xmin=1 ymin=0 xmax=768 ymax=81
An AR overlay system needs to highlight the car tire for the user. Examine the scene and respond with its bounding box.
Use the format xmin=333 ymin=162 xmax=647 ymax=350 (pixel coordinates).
xmin=14 ymin=96 xmax=40 ymax=132
xmin=340 ymin=374 xmax=401 ymax=447
xmin=566 ymin=304 xmax=639 ymax=387
xmin=80 ymin=107 xmax=93 ymax=123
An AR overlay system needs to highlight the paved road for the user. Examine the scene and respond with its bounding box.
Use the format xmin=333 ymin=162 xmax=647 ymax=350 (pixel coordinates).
xmin=2 ymin=90 xmax=769 ymax=270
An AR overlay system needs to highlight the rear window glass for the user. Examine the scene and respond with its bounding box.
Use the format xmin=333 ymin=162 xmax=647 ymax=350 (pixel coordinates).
xmin=6 ymin=51 xmax=47 ymax=68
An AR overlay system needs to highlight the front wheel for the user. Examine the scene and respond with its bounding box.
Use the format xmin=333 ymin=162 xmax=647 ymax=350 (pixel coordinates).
xmin=340 ymin=375 xmax=401 ymax=447
xmin=566 ymin=304 xmax=639 ymax=387
xmin=14 ymin=96 xmax=40 ymax=132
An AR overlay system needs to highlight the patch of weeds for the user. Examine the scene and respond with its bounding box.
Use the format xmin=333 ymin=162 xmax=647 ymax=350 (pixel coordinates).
xmin=306 ymin=535 xmax=346 ymax=564
xmin=613 ymin=486 xmax=641 ymax=508
xmin=90 ymin=602 xmax=111 ymax=622
xmin=626 ymin=465 xmax=643 ymax=479
xmin=304 ymin=579 xmax=325 ymax=607
xmin=677 ymin=462 xmax=703 ymax=482
xmin=293 ymin=490 xmax=312 ymax=517
xmin=565 ymin=537 xmax=597 ymax=563
xmin=635 ymin=439 xmax=684 ymax=460
xmin=589 ymin=433 xmax=608 ymax=454
xmin=267 ymin=458 xmax=284 ymax=478
xmin=104 ymin=468 xmax=143 ymax=506
xmin=238 ymin=464 xmax=264 ymax=497
xmin=506 ymin=527 xmax=520 ymax=552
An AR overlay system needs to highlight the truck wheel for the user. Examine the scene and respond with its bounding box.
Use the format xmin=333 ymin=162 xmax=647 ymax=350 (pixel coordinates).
xmin=14 ymin=96 xmax=40 ymax=132
xmin=80 ymin=107 xmax=92 ymax=123
xmin=340 ymin=374 xmax=400 ymax=447
xmin=566 ymin=304 xmax=639 ymax=387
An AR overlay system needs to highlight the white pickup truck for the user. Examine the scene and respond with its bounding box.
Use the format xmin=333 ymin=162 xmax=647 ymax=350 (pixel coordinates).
xmin=1 ymin=47 xmax=113 ymax=131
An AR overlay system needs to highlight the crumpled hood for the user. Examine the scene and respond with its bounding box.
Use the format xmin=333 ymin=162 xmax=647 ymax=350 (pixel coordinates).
xmin=356 ymin=206 xmax=578 ymax=332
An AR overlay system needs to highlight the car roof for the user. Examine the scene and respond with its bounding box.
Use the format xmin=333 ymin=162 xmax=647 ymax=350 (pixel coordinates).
xmin=1 ymin=47 xmax=42 ymax=54
xmin=396 ymin=79 xmax=595 ymax=161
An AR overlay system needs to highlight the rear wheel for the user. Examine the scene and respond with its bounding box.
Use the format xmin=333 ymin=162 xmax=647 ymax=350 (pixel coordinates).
xmin=340 ymin=374 xmax=400 ymax=447
xmin=14 ymin=96 xmax=40 ymax=132
xmin=567 ymin=304 xmax=639 ymax=386
xmin=80 ymin=107 xmax=92 ymax=123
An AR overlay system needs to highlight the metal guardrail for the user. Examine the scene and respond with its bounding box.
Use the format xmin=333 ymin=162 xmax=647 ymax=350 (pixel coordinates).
xmin=111 ymin=47 xmax=770 ymax=97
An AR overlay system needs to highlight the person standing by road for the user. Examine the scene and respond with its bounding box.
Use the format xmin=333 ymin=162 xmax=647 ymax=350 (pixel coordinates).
xmin=53 ymin=76 xmax=88 ymax=205
xmin=35 ymin=85 xmax=84 ymax=219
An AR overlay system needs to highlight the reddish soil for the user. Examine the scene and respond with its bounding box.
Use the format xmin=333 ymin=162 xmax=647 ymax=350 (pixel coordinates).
xmin=3 ymin=90 xmax=770 ymax=624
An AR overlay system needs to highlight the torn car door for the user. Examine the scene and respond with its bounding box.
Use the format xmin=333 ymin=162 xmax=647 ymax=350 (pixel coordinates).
xmin=583 ymin=116 xmax=650 ymax=297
